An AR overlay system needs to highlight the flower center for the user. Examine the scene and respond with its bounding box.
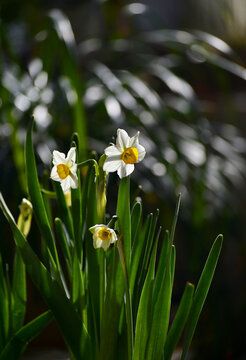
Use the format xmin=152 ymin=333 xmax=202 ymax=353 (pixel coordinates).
xmin=57 ymin=164 xmax=70 ymax=179
xmin=122 ymin=147 xmax=138 ymax=164
xmin=98 ymin=228 xmax=111 ymax=241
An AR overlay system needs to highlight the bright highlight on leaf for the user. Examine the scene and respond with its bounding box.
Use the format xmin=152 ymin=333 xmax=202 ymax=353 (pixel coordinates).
xmin=89 ymin=224 xmax=118 ymax=251
xmin=50 ymin=147 xmax=78 ymax=192
xmin=103 ymin=128 xmax=146 ymax=178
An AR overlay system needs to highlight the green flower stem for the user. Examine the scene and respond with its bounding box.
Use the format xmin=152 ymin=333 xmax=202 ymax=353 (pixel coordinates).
xmin=99 ymin=249 xmax=105 ymax=342
xmin=77 ymin=159 xmax=98 ymax=169
xmin=41 ymin=189 xmax=57 ymax=198
xmin=117 ymin=235 xmax=133 ymax=360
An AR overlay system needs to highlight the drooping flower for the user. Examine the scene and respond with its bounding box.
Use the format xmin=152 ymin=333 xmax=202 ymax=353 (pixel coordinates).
xmin=17 ymin=198 xmax=33 ymax=236
xmin=50 ymin=147 xmax=78 ymax=193
xmin=89 ymin=224 xmax=118 ymax=251
xmin=103 ymin=129 xmax=146 ymax=178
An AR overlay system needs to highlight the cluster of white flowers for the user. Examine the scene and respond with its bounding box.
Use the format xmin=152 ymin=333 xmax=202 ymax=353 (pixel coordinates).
xmin=50 ymin=129 xmax=146 ymax=251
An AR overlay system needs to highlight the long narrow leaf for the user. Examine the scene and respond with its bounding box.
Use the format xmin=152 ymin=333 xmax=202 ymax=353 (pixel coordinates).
xmin=146 ymin=244 xmax=172 ymax=360
xmin=11 ymin=249 xmax=26 ymax=334
xmin=133 ymin=240 xmax=158 ymax=360
xmin=25 ymin=121 xmax=59 ymax=267
xmin=116 ymin=176 xmax=131 ymax=271
xmin=164 ymin=282 xmax=194 ymax=360
xmin=0 ymin=193 xmax=91 ymax=359
xmin=181 ymin=234 xmax=223 ymax=360
xmin=0 ymin=311 xmax=53 ymax=360
xmin=0 ymin=254 xmax=9 ymax=351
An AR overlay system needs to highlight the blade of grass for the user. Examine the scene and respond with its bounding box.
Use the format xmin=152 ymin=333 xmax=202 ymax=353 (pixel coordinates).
xmin=54 ymin=181 xmax=74 ymax=241
xmin=100 ymin=247 xmax=124 ymax=360
xmin=0 ymin=253 xmax=9 ymax=351
xmin=130 ymin=213 xmax=152 ymax=298
xmin=0 ymin=311 xmax=53 ymax=360
xmin=116 ymin=176 xmax=131 ymax=271
xmin=131 ymin=201 xmax=142 ymax=245
xmin=133 ymin=239 xmax=158 ymax=360
xmin=164 ymin=282 xmax=194 ymax=360
xmin=117 ymin=235 xmax=133 ymax=360
xmin=170 ymin=245 xmax=176 ymax=287
xmin=54 ymin=218 xmax=72 ymax=269
xmin=0 ymin=193 xmax=91 ymax=359
xmin=152 ymin=230 xmax=169 ymax=307
xmin=71 ymin=136 xmax=82 ymax=259
xmin=146 ymin=241 xmax=172 ymax=360
xmin=25 ymin=121 xmax=59 ymax=269
xmin=181 ymin=234 xmax=223 ymax=360
xmin=11 ymin=249 xmax=26 ymax=334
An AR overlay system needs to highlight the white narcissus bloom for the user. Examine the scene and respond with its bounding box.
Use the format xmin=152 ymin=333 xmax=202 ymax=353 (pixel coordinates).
xmin=103 ymin=129 xmax=146 ymax=178
xmin=50 ymin=147 xmax=78 ymax=193
xmin=89 ymin=224 xmax=118 ymax=251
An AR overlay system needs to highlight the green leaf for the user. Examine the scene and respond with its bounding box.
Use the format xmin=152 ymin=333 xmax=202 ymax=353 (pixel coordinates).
xmin=164 ymin=282 xmax=194 ymax=360
xmin=130 ymin=213 xmax=152 ymax=297
xmin=146 ymin=234 xmax=172 ymax=360
xmin=25 ymin=121 xmax=59 ymax=269
xmin=152 ymin=230 xmax=170 ymax=307
xmin=131 ymin=201 xmax=142 ymax=245
xmin=85 ymin=165 xmax=100 ymax=337
xmin=100 ymin=247 xmax=124 ymax=360
xmin=133 ymin=239 xmax=158 ymax=360
xmin=116 ymin=176 xmax=131 ymax=271
xmin=0 ymin=193 xmax=91 ymax=359
xmin=0 ymin=311 xmax=53 ymax=360
xmin=11 ymin=249 xmax=26 ymax=334
xmin=54 ymin=218 xmax=72 ymax=270
xmin=181 ymin=234 xmax=223 ymax=360
xmin=0 ymin=254 xmax=9 ymax=351
xmin=54 ymin=181 xmax=74 ymax=241
xmin=170 ymin=193 xmax=181 ymax=246
xmin=71 ymin=136 xmax=83 ymax=258
xmin=170 ymin=245 xmax=176 ymax=287
xmin=140 ymin=210 xmax=159 ymax=282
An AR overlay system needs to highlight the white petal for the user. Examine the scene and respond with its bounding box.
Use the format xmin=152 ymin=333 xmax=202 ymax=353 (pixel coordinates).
xmin=117 ymin=163 xmax=134 ymax=178
xmin=94 ymin=238 xmax=103 ymax=249
xmin=129 ymin=131 xmax=140 ymax=147
xmin=103 ymin=157 xmax=122 ymax=173
xmin=50 ymin=166 xmax=60 ymax=181
xmin=61 ymin=177 xmax=72 ymax=193
xmin=104 ymin=145 xmax=121 ymax=156
xmin=101 ymin=239 xmax=111 ymax=251
xmin=110 ymin=230 xmax=118 ymax=243
xmin=136 ymin=144 xmax=146 ymax=162
xmin=69 ymin=174 xmax=78 ymax=189
xmin=66 ymin=147 xmax=76 ymax=164
xmin=125 ymin=164 xmax=135 ymax=176
xmin=52 ymin=151 xmax=66 ymax=166
xmin=116 ymin=129 xmax=130 ymax=151
xmin=70 ymin=163 xmax=77 ymax=176
xmin=89 ymin=225 xmax=104 ymax=234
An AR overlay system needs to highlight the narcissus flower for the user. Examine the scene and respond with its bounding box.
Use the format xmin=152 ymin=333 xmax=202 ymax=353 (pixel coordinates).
xmin=50 ymin=147 xmax=78 ymax=193
xmin=17 ymin=198 xmax=33 ymax=236
xmin=89 ymin=224 xmax=118 ymax=251
xmin=103 ymin=129 xmax=146 ymax=178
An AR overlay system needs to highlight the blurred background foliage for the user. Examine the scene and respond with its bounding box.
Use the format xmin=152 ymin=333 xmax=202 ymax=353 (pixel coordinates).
xmin=0 ymin=0 xmax=246 ymax=358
